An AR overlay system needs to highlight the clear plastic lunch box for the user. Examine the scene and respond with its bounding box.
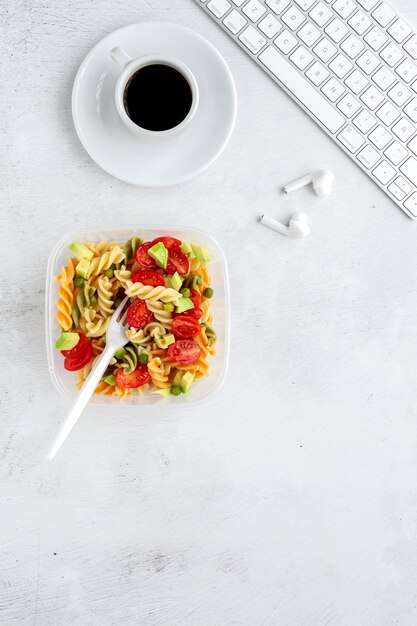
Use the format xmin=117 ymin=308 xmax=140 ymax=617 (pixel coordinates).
xmin=45 ymin=226 xmax=230 ymax=406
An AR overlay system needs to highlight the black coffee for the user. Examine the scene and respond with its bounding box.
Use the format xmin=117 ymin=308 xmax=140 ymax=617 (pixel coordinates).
xmin=123 ymin=64 xmax=193 ymax=132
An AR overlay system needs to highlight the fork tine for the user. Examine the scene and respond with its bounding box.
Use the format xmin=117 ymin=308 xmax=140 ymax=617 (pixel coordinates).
xmin=113 ymin=296 xmax=129 ymax=323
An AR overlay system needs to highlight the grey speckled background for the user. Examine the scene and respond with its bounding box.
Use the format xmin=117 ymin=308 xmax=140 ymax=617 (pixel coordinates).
xmin=2 ymin=0 xmax=417 ymax=624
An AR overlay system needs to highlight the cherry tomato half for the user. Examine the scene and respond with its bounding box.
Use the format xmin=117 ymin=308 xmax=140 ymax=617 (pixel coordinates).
xmin=167 ymin=339 xmax=201 ymax=364
xmin=64 ymin=342 xmax=93 ymax=371
xmin=174 ymin=307 xmax=203 ymax=320
xmin=61 ymin=332 xmax=88 ymax=357
xmin=151 ymin=236 xmax=182 ymax=250
xmin=172 ymin=315 xmax=201 ymax=338
xmin=135 ymin=242 xmax=157 ymax=268
xmin=116 ymin=365 xmax=151 ymax=388
xmin=126 ymin=298 xmax=153 ymax=329
xmin=189 ymin=288 xmax=202 ymax=308
xmin=131 ymin=270 xmax=165 ymax=286
xmin=165 ymin=246 xmax=189 ymax=275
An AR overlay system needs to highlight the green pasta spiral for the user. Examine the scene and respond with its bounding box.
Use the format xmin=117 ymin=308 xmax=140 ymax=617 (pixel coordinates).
xmin=115 ymin=344 xmax=150 ymax=374
xmin=72 ymin=284 xmax=96 ymax=325
xmin=202 ymin=323 xmax=216 ymax=345
xmin=182 ymin=273 xmax=203 ymax=289
xmin=124 ymin=236 xmax=144 ymax=261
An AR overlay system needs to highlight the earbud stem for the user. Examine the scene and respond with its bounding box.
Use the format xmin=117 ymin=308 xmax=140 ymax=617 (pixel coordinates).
xmin=260 ymin=215 xmax=289 ymax=236
xmin=283 ymin=173 xmax=313 ymax=194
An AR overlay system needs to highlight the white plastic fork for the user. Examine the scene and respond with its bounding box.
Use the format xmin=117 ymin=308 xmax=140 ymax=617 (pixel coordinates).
xmin=47 ymin=296 xmax=130 ymax=461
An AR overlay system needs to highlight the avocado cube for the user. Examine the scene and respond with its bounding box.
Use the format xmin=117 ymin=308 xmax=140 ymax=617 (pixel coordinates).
xmin=69 ymin=242 xmax=94 ymax=262
xmin=175 ymin=296 xmax=194 ymax=313
xmin=152 ymin=388 xmax=172 ymax=397
xmin=179 ymin=371 xmax=194 ymax=394
xmin=76 ymin=258 xmax=90 ymax=279
xmin=55 ymin=332 xmax=79 ymax=351
xmin=181 ymin=242 xmax=196 ymax=260
xmin=191 ymin=243 xmax=210 ymax=263
xmin=172 ymin=371 xmax=184 ymax=387
xmin=170 ymin=272 xmax=183 ymax=291
xmin=148 ymin=242 xmax=168 ymax=269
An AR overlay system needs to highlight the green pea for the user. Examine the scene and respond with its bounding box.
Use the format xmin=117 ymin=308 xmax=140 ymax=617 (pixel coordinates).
xmin=171 ymin=386 xmax=181 ymax=396
xmin=180 ymin=287 xmax=191 ymax=297
xmin=163 ymin=303 xmax=174 ymax=312
xmin=74 ymin=277 xmax=84 ymax=287
xmin=203 ymin=287 xmax=214 ymax=298
xmin=105 ymin=268 xmax=114 ymax=278
xmin=139 ymin=353 xmax=149 ymax=364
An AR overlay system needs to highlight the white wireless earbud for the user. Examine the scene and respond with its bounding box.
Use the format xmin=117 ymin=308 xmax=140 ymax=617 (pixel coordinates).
xmin=260 ymin=213 xmax=310 ymax=238
xmin=283 ymin=169 xmax=334 ymax=197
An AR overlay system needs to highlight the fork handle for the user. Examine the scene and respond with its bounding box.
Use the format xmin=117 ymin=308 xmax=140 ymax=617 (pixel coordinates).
xmin=47 ymin=344 xmax=116 ymax=460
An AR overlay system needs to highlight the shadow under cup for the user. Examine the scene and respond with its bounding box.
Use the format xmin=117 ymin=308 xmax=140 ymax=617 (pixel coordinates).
xmin=123 ymin=63 xmax=195 ymax=132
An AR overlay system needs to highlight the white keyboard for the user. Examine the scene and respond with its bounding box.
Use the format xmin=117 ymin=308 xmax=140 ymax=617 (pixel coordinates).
xmin=194 ymin=0 xmax=417 ymax=219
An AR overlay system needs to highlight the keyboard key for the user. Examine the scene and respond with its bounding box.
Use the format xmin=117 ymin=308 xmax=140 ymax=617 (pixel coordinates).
xmin=395 ymin=176 xmax=412 ymax=194
xmin=329 ymin=53 xmax=353 ymax=78
xmin=357 ymin=50 xmax=380 ymax=75
xmin=341 ymin=34 xmax=364 ymax=59
xmin=298 ymin=22 xmax=321 ymax=46
xmin=313 ymin=38 xmax=337 ymax=63
xmin=348 ymin=10 xmax=372 ymax=36
xmin=400 ymin=156 xmax=417 ymax=185
xmin=360 ymin=85 xmax=384 ymax=110
xmin=239 ymin=26 xmax=267 ymax=53
xmin=395 ymin=59 xmax=417 ymax=84
xmin=408 ymin=135 xmax=417 ymax=156
xmin=353 ymin=109 xmax=377 ymax=132
xmin=369 ymin=124 xmax=392 ymax=148
xmin=384 ymin=140 xmax=408 ymax=164
xmin=322 ymin=77 xmax=345 ymax=101
xmin=242 ymin=0 xmax=266 ymax=22
xmin=403 ymin=34 xmax=417 ymax=60
xmin=373 ymin=160 xmax=396 ymax=184
xmin=294 ymin=0 xmax=316 ymax=8
xmin=387 ymin=82 xmax=412 ymax=106
xmin=309 ymin=2 xmax=333 ymax=27
xmin=265 ymin=0 xmax=289 ymax=15
xmin=392 ymin=117 xmax=416 ymax=141
xmin=364 ymin=26 xmax=388 ymax=52
xmin=274 ymin=29 xmax=298 ymax=54
xmin=387 ymin=182 xmax=406 ymax=200
xmin=207 ymin=0 xmax=231 ymax=16
xmin=258 ymin=14 xmax=281 ymax=38
xmin=223 ymin=9 xmax=248 ymax=33
xmin=372 ymin=66 xmax=396 ymax=90
xmin=282 ymin=6 xmax=305 ymax=30
xmin=371 ymin=2 xmax=396 ymax=27
xmin=290 ymin=45 xmax=314 ymax=70
xmin=337 ymin=124 xmax=365 ymax=152
xmin=337 ymin=93 xmax=361 ymax=117
xmin=357 ymin=144 xmax=381 ymax=168
xmin=333 ymin=0 xmax=357 ymax=19
xmin=388 ymin=18 xmax=412 ymax=44
xmin=356 ymin=0 xmax=378 ymax=9
xmin=403 ymin=192 xmax=417 ymax=216
xmin=404 ymin=98 xmax=417 ymax=122
xmin=345 ymin=69 xmax=368 ymax=94
xmin=259 ymin=46 xmax=345 ymax=132
xmin=412 ymin=80 xmax=417 ymax=94
xmin=231 ymin=0 xmax=245 ymax=4
xmin=325 ymin=18 xmax=349 ymax=43
xmin=379 ymin=42 xmax=404 ymax=67
xmin=306 ymin=61 xmax=330 ymax=86
xmin=376 ymin=101 xmax=400 ymax=125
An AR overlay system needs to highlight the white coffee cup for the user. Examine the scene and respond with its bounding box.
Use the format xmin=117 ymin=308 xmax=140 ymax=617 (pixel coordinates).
xmin=110 ymin=46 xmax=199 ymax=137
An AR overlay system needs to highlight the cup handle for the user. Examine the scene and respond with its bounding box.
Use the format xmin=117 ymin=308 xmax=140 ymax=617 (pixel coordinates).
xmin=110 ymin=46 xmax=132 ymax=69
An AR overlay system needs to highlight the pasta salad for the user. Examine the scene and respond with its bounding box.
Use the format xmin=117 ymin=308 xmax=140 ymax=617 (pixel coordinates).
xmin=54 ymin=235 xmax=216 ymax=399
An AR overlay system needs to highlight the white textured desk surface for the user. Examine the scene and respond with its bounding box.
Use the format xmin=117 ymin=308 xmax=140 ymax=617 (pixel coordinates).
xmin=2 ymin=0 xmax=417 ymax=624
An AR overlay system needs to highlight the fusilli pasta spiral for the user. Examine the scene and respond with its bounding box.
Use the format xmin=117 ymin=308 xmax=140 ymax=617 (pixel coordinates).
xmin=87 ymin=245 xmax=125 ymax=278
xmin=56 ymin=260 xmax=76 ymax=331
xmin=125 ymin=282 xmax=181 ymax=304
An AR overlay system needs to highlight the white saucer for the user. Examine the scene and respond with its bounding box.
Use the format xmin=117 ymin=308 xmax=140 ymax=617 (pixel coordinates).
xmin=72 ymin=22 xmax=237 ymax=186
